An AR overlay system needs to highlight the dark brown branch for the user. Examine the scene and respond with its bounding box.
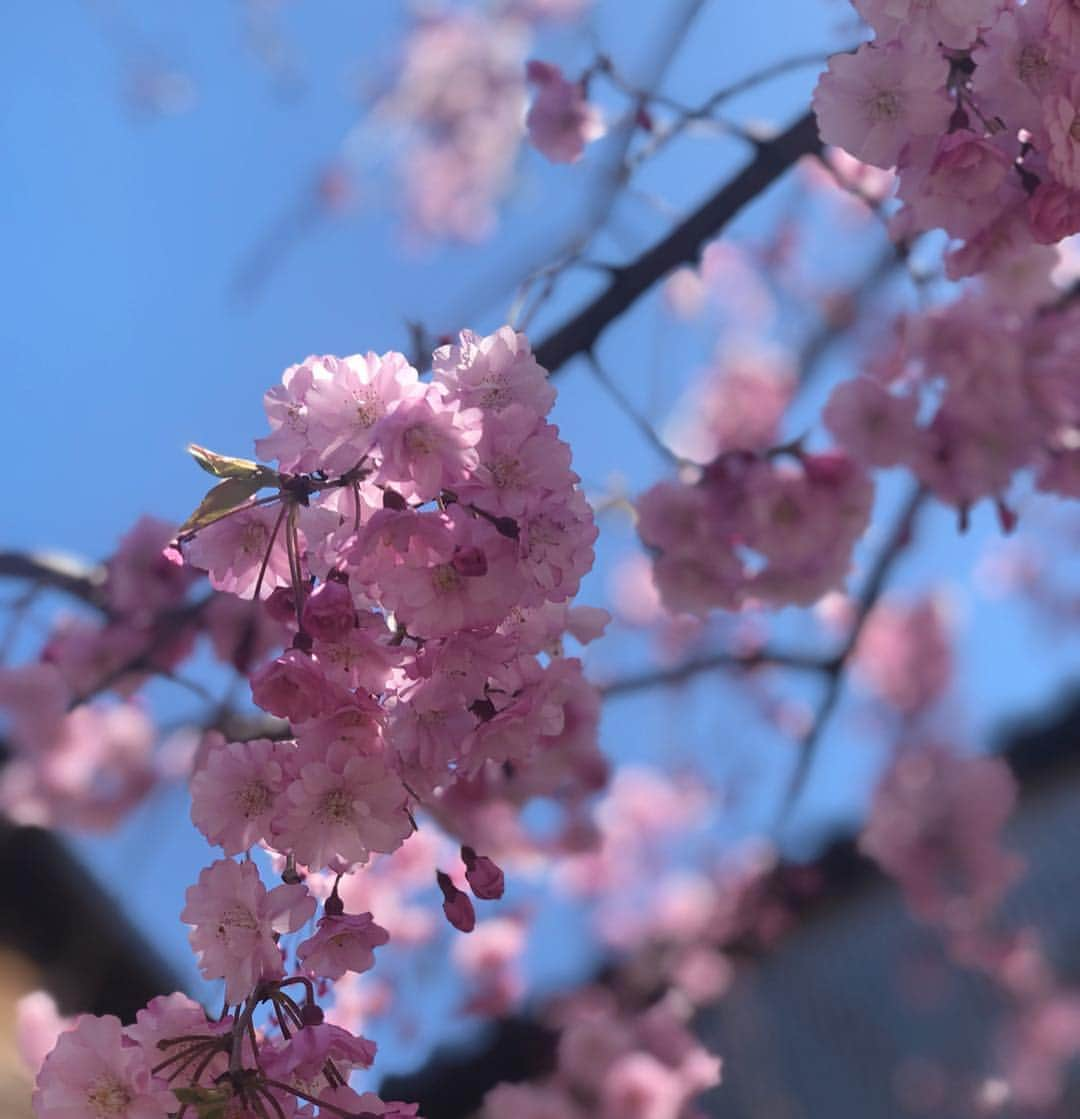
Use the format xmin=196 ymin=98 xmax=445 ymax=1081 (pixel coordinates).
xmin=535 ymin=110 xmax=822 ymax=377
xmin=0 ymin=550 xmax=108 ymax=612
xmin=777 ymin=484 xmax=929 ymax=823
xmin=600 ymin=647 xmax=829 ymax=700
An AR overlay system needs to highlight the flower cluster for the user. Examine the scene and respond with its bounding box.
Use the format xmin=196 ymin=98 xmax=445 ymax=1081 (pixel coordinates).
xmin=33 ymin=989 xmax=417 ymax=1119
xmin=29 ymin=326 xmax=603 ymax=1118
xmin=636 ymin=448 xmax=874 ymax=615
xmin=372 ymin=10 xmax=529 ymax=241
xmin=184 ymin=327 xmax=604 ymax=872
xmin=825 ymin=285 xmax=1080 ymax=517
xmin=814 ymin=0 xmax=1080 ymax=274
xmin=482 ymin=991 xmax=721 ymax=1119
xmin=859 ymin=741 xmax=1022 ymax=939
xmin=853 ymin=593 xmax=953 ymax=715
xmin=0 ymin=516 xmax=288 ymax=829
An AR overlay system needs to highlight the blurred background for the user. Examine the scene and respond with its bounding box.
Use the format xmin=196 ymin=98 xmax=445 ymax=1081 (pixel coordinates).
xmin=3 ymin=1 xmax=1080 ymax=1116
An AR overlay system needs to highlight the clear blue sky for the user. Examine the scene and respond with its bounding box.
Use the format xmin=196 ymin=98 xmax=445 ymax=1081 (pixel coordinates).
xmin=4 ymin=0 xmax=1078 ymax=1082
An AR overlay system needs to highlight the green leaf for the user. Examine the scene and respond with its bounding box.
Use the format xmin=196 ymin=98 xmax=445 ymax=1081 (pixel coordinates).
xmin=172 ymin=1084 xmax=233 ymax=1119
xmin=187 ymin=443 xmax=279 ymax=486
xmin=178 ymin=476 xmax=275 ymax=537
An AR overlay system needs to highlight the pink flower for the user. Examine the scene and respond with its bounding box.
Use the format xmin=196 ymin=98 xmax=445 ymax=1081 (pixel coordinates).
xmin=973 ymin=6 xmax=1061 ymax=142
xmin=433 ymin=327 xmax=556 ymax=416
xmin=600 ymin=1052 xmax=686 ymax=1119
xmin=484 ymin=1083 xmax=585 ymax=1119
xmin=854 ymin=595 xmax=953 ymax=714
xmin=300 ymin=578 xmax=357 ymax=643
xmin=375 ymin=387 xmax=482 ymax=501
xmin=190 ymin=736 xmax=293 ymax=855
xmin=0 ymin=702 xmax=157 ymax=831
xmin=202 ymin=592 xmax=290 ymax=673
xmin=126 ymin=993 xmax=231 ymax=1086
xmin=272 ymin=1022 xmax=376 ymax=1080
xmin=812 ymin=41 xmax=951 ymax=169
xmin=250 ymin=649 xmax=341 ymax=724
xmin=255 ymin=356 xmax=317 ymax=472
xmin=896 ymin=131 xmax=1017 ymax=240
xmin=180 ymin=858 xmax=315 ymax=1004
xmin=852 ymin=0 xmax=1002 ymax=49
xmin=274 ymin=740 xmax=413 ymax=870
xmin=377 ymin=11 xmax=528 ymax=241
xmin=1028 ymin=181 xmax=1080 ymax=244
xmin=860 ymin=743 xmax=1022 ymax=933
xmin=106 ymin=515 xmax=194 ymax=617
xmin=823 ymin=376 xmax=920 ymax=467
xmin=525 ymin=60 xmax=605 ymax=163
xmin=0 ymin=663 xmax=70 ymax=753
xmin=297 ymin=911 xmax=390 ymax=979
xmin=33 ymin=1013 xmax=175 ymax=1119
xmin=182 ymin=503 xmax=293 ymax=600
xmin=1044 ymin=75 xmax=1080 ymax=190
xmin=301 ymin=351 xmax=423 ymax=475
xmin=518 ymin=489 xmax=598 ymax=604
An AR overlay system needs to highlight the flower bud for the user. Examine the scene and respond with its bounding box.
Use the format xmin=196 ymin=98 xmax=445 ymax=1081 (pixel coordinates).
xmin=436 ymin=870 xmax=476 ymax=933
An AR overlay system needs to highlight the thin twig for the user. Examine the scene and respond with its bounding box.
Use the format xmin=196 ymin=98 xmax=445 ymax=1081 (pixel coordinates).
xmin=775 ymin=483 xmax=929 ymax=825
xmin=600 ymin=647 xmax=829 ymax=699
xmin=583 ymin=350 xmax=684 ymax=466
xmin=536 ymin=111 xmax=823 ymax=378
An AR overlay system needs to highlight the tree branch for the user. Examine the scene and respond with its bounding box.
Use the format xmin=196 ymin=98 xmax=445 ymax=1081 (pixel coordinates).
xmin=0 ymin=550 xmax=108 ymax=612
xmin=776 ymin=484 xmax=929 ymax=824
xmin=600 ymin=647 xmax=829 ymax=700
xmin=535 ymin=110 xmax=822 ymax=377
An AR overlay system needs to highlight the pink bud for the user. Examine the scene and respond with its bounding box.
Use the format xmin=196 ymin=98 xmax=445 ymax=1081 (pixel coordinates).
xmin=461 ymin=846 xmax=505 ymax=901
xmin=265 ymin=585 xmax=298 ymax=624
xmin=301 ymin=579 xmax=357 ymax=642
xmin=803 ymin=450 xmax=854 ymax=486
xmin=436 ymin=870 xmax=476 ymax=933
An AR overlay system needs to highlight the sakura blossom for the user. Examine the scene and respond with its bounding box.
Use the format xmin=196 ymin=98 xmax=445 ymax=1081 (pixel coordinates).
xmin=812 ymin=41 xmax=951 ymax=170
xmin=525 ymin=60 xmax=605 ymax=164
xmin=181 ymin=857 xmax=315 ymax=1003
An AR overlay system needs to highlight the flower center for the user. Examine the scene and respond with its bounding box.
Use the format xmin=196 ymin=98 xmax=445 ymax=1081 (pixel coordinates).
xmin=489 ymin=456 xmax=521 ymax=489
xmin=480 ymin=378 xmax=509 ymax=408
xmin=867 ymin=89 xmax=902 ymax=123
xmin=404 ymin=425 xmax=435 ymax=454
xmin=431 ymin=564 xmax=462 ymax=594
xmin=219 ymin=905 xmax=259 ymax=935
xmin=353 ymin=391 xmax=379 ymax=428
xmin=1017 ymin=44 xmax=1050 ymax=86
xmin=320 ymin=788 xmax=354 ymax=824
xmin=235 ymin=780 xmax=272 ymax=818
xmin=1070 ymin=114 xmax=1080 ymax=142
xmin=86 ymin=1076 xmax=133 ymax=1117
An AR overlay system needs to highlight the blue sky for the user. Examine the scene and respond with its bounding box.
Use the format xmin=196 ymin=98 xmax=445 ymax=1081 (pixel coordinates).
xmin=5 ymin=0 xmax=1080 ymax=1083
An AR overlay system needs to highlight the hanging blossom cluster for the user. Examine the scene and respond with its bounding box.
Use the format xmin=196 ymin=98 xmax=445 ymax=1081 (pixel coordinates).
xmin=852 ymin=606 xmax=1080 ymax=1111
xmin=372 ymin=9 xmax=529 ymax=241
xmin=635 ymin=433 xmax=874 ymax=616
xmin=824 ymin=277 xmax=1080 ymax=521
xmin=482 ymin=990 xmax=721 ymax=1119
xmin=0 ymin=518 xmax=290 ymax=829
xmin=30 ymin=327 xmax=611 ymax=1118
xmin=814 ymin=0 xmax=1080 ymax=276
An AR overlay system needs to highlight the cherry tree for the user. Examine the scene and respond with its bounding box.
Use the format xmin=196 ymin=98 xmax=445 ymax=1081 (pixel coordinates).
xmin=4 ymin=1 xmax=1080 ymax=1116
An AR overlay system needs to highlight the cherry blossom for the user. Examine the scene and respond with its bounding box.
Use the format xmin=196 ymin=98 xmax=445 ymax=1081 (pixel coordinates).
xmin=525 ymin=60 xmax=605 ymax=163
xmin=181 ymin=858 xmax=315 ymax=1003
